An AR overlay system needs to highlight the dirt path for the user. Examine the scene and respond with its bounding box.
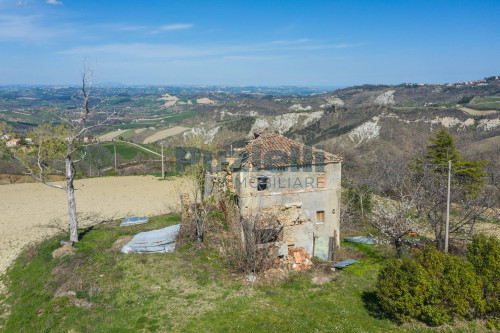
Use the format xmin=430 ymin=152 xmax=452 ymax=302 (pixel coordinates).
xmin=0 ymin=175 xmax=185 ymax=275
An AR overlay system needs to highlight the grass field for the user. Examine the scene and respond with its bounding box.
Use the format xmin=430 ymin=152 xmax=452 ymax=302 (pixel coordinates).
xmin=109 ymin=111 xmax=197 ymax=131
xmin=0 ymin=110 xmax=59 ymax=126
xmin=0 ymin=214 xmax=489 ymax=332
xmin=100 ymin=142 xmax=160 ymax=160
xmin=117 ymin=129 xmax=139 ymax=140
xmin=467 ymin=96 xmax=500 ymax=110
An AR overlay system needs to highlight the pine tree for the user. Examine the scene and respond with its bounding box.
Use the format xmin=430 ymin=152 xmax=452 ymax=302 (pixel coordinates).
xmin=425 ymin=128 xmax=460 ymax=170
xmin=411 ymin=128 xmax=490 ymax=251
xmin=422 ymin=128 xmax=486 ymax=191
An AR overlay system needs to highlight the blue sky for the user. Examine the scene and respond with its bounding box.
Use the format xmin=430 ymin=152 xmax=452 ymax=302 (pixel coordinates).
xmin=0 ymin=0 xmax=499 ymax=86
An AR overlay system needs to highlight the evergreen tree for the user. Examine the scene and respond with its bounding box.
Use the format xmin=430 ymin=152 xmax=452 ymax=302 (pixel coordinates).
xmin=418 ymin=128 xmax=487 ymax=191
xmin=412 ymin=128 xmax=490 ymax=251
xmin=424 ymin=128 xmax=460 ymax=170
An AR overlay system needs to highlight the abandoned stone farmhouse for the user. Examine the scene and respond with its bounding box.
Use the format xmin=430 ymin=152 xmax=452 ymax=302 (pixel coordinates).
xmin=206 ymin=130 xmax=342 ymax=262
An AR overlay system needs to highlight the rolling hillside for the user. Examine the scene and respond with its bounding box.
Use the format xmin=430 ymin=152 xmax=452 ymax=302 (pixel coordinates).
xmin=158 ymin=76 xmax=499 ymax=170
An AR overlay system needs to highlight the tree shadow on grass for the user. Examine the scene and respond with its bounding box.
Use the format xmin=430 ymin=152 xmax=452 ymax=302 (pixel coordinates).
xmin=361 ymin=290 xmax=390 ymax=320
xmin=78 ymin=226 xmax=95 ymax=241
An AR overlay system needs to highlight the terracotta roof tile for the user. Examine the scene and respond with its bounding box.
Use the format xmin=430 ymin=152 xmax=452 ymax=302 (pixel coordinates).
xmin=235 ymin=130 xmax=342 ymax=168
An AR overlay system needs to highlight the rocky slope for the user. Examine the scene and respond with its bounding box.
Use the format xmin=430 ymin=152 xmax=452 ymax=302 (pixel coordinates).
xmin=162 ymin=76 xmax=500 ymax=166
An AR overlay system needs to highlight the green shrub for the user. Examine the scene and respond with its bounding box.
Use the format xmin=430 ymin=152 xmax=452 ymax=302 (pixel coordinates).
xmin=105 ymin=170 xmax=119 ymax=176
xmin=376 ymin=247 xmax=484 ymax=326
xmin=415 ymin=248 xmax=485 ymax=321
xmin=487 ymin=318 xmax=500 ymax=330
xmin=376 ymin=257 xmax=430 ymax=323
xmin=467 ymin=234 xmax=500 ymax=318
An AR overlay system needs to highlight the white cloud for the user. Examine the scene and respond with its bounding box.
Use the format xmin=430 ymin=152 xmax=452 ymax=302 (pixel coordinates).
xmin=46 ymin=0 xmax=63 ymax=5
xmin=160 ymin=23 xmax=193 ymax=31
xmin=222 ymin=55 xmax=289 ymax=61
xmin=118 ymin=25 xmax=147 ymax=31
xmin=268 ymin=38 xmax=309 ymax=45
xmin=57 ymin=39 xmax=364 ymax=59
xmin=0 ymin=14 xmax=65 ymax=42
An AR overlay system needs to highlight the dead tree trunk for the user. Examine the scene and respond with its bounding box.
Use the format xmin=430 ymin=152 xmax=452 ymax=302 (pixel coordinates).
xmin=65 ymin=153 xmax=79 ymax=242
xmin=1 ymin=64 xmax=115 ymax=244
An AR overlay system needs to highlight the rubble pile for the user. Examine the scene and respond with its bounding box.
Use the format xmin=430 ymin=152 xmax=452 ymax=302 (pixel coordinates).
xmin=288 ymin=246 xmax=313 ymax=271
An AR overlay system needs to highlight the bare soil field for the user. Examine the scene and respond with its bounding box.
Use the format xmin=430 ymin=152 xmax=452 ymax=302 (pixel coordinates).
xmin=98 ymin=129 xmax=129 ymax=141
xmin=459 ymin=106 xmax=498 ymax=116
xmin=142 ymin=126 xmax=189 ymax=143
xmin=0 ymin=175 xmax=185 ymax=275
xmin=196 ymin=97 xmax=215 ymax=105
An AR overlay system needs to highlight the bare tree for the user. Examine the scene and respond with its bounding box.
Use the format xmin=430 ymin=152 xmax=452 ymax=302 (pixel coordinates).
xmin=180 ymin=136 xmax=219 ymax=248
xmin=413 ymin=163 xmax=495 ymax=250
xmin=370 ymin=162 xmax=423 ymax=257
xmin=0 ymin=159 xmax=22 ymax=184
xmin=0 ymin=66 xmax=114 ymax=242
xmin=87 ymin=145 xmax=112 ymax=177
xmin=341 ymin=177 xmax=374 ymax=231
xmin=340 ymin=187 xmax=360 ymax=233
xmin=483 ymin=147 xmax=500 ymax=194
xmin=229 ymin=211 xmax=283 ymax=276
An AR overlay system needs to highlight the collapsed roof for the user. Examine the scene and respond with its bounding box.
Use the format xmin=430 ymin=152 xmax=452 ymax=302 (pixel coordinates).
xmin=232 ymin=130 xmax=342 ymax=169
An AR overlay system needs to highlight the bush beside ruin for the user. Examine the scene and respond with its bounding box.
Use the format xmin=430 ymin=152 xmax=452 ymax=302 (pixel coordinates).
xmin=376 ymin=240 xmax=500 ymax=326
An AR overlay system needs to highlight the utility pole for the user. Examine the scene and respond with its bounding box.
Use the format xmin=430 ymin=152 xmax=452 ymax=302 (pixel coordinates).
xmin=161 ymin=145 xmax=165 ymax=179
xmin=88 ymin=148 xmax=92 ymax=177
xmin=445 ymin=160 xmax=451 ymax=253
xmin=114 ymin=145 xmax=117 ymax=172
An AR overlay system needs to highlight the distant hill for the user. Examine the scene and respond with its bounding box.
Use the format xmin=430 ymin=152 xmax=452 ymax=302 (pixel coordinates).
xmin=1 ymin=77 xmax=499 ymax=170
xmin=162 ymin=76 xmax=500 ymax=172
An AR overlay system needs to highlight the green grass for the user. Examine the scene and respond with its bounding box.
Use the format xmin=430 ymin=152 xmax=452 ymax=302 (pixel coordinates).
xmin=109 ymin=111 xmax=197 ymax=130
xmin=149 ymin=171 xmax=182 ymax=179
xmin=401 ymin=100 xmax=418 ymax=107
xmin=1 ymin=215 xmax=490 ymax=332
xmin=476 ymin=216 xmax=500 ymax=225
xmin=0 ymin=110 xmax=59 ymax=126
xmin=116 ymin=129 xmax=138 ymax=140
xmin=100 ymin=142 xmax=159 ymax=160
xmin=467 ymin=96 xmax=500 ymax=110
xmin=469 ymin=96 xmax=500 ymax=104
xmin=161 ymin=111 xmax=197 ymax=125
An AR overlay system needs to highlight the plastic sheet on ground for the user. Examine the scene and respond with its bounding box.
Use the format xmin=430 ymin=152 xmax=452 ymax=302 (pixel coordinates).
xmin=343 ymin=235 xmax=375 ymax=245
xmin=120 ymin=217 xmax=149 ymax=227
xmin=332 ymin=259 xmax=360 ymax=270
xmin=121 ymin=224 xmax=181 ymax=254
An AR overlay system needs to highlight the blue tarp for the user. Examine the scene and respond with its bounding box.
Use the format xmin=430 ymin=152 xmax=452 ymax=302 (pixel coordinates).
xmin=121 ymin=224 xmax=181 ymax=254
xmin=343 ymin=235 xmax=375 ymax=245
xmin=120 ymin=217 xmax=149 ymax=227
xmin=332 ymin=259 xmax=360 ymax=269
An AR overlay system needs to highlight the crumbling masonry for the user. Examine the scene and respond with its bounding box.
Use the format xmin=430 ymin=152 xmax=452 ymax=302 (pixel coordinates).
xmin=204 ymin=130 xmax=342 ymax=267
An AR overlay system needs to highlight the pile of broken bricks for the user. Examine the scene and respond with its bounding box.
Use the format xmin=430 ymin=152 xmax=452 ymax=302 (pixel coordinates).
xmin=288 ymin=246 xmax=313 ymax=271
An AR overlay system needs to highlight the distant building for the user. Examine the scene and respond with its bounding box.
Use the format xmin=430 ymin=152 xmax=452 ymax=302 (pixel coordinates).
xmin=83 ymin=135 xmax=97 ymax=143
xmin=6 ymin=139 xmax=21 ymax=148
